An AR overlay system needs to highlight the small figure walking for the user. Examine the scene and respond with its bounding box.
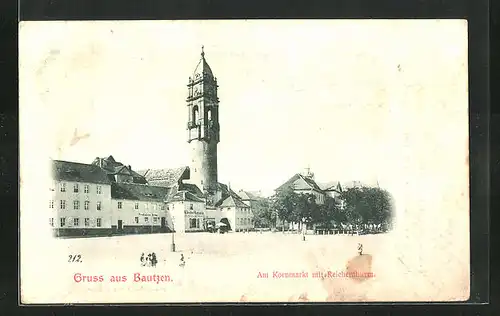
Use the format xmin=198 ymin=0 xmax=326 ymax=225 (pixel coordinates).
xmin=179 ymin=254 xmax=185 ymax=267
xmin=151 ymin=252 xmax=158 ymax=267
xmin=140 ymin=252 xmax=146 ymax=267
xmin=357 ymin=243 xmax=363 ymax=256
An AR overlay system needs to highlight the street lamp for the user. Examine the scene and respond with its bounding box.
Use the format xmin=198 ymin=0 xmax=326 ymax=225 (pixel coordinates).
xmin=302 ymin=217 xmax=306 ymax=241
xmin=171 ymin=216 xmax=176 ymax=252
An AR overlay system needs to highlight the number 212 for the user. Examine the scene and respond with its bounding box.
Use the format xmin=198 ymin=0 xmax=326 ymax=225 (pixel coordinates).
xmin=68 ymin=254 xmax=82 ymax=262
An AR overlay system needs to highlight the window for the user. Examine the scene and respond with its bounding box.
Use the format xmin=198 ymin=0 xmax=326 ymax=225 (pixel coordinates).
xmin=196 ymin=218 xmax=200 ymax=228
xmin=60 ymin=200 xmax=66 ymax=210
xmin=84 ymin=201 xmax=89 ymax=210
xmin=153 ymin=204 xmax=157 ymax=211
xmin=190 ymin=218 xmax=197 ymax=228
xmin=161 ymin=204 xmax=165 ymax=211
xmin=49 ymin=200 xmax=54 ymax=209
xmin=144 ymin=217 xmax=149 ymax=223
xmin=193 ymin=106 xmax=199 ymax=121
xmin=96 ymin=201 xmax=101 ymax=211
xmin=84 ymin=218 xmax=90 ymax=227
xmin=73 ymin=218 xmax=79 ymax=226
xmin=134 ymin=217 xmax=139 ymax=224
xmin=84 ymin=185 xmax=89 ymax=194
xmin=97 ymin=185 xmax=102 ymax=194
xmin=153 ymin=217 xmax=158 ymax=223
xmin=49 ymin=218 xmax=54 ymax=226
xmin=166 ymin=205 xmax=170 ymax=210
xmin=96 ymin=218 xmax=102 ymax=227
xmin=60 ymin=217 xmax=66 ymax=227
xmin=74 ymin=183 xmax=79 ymax=193
xmin=190 ymin=204 xmax=194 ymax=210
xmin=118 ymin=202 xmax=122 ymax=209
xmin=135 ymin=203 xmax=139 ymax=210
xmin=201 ymin=180 xmax=203 ymax=185
xmin=60 ymin=183 xmax=66 ymax=192
xmin=73 ymin=200 xmax=80 ymax=210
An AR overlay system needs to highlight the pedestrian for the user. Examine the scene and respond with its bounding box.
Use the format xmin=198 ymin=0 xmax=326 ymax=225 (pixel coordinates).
xmin=179 ymin=254 xmax=185 ymax=267
xmin=151 ymin=252 xmax=157 ymax=267
xmin=140 ymin=253 xmax=145 ymax=266
xmin=358 ymin=243 xmax=363 ymax=256
xmin=147 ymin=253 xmax=152 ymax=267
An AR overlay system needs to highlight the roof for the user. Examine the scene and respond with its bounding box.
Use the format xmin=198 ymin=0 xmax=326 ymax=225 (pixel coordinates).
xmin=318 ymin=181 xmax=377 ymax=192
xmin=91 ymin=156 xmax=147 ymax=183
xmin=168 ymin=190 xmax=205 ymax=203
xmin=193 ymin=48 xmax=214 ymax=79
xmin=318 ymin=181 xmax=342 ymax=192
xmin=111 ymin=183 xmax=169 ymax=202
xmin=179 ymin=182 xmax=204 ymax=197
xmin=52 ymin=160 xmax=111 ymax=185
xmin=275 ymin=174 xmax=324 ymax=193
xmin=238 ymin=190 xmax=259 ymax=201
xmin=218 ymin=195 xmax=250 ymax=208
xmin=137 ymin=167 xmax=190 ymax=187
xmin=215 ymin=183 xmax=249 ymax=208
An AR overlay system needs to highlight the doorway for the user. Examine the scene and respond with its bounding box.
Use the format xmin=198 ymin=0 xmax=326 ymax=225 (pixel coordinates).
xmin=161 ymin=217 xmax=166 ymax=228
xmin=118 ymin=220 xmax=123 ymax=230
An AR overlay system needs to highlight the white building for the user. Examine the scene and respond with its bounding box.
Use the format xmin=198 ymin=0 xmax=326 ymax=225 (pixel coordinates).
xmin=217 ymin=194 xmax=253 ymax=232
xmin=167 ymin=190 xmax=206 ymax=233
xmin=110 ymin=182 xmax=170 ymax=234
xmin=50 ymin=160 xmax=113 ymax=237
xmin=50 ymin=155 xmax=258 ymax=237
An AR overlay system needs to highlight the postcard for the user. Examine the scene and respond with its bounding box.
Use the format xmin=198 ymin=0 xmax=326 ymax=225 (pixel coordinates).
xmin=19 ymin=19 xmax=470 ymax=303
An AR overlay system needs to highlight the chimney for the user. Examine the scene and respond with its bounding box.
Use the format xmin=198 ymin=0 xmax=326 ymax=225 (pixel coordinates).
xmin=128 ymin=165 xmax=132 ymax=170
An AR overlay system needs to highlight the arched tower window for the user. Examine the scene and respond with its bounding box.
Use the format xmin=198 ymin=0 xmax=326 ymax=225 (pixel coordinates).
xmin=207 ymin=108 xmax=212 ymax=121
xmin=193 ymin=105 xmax=199 ymax=122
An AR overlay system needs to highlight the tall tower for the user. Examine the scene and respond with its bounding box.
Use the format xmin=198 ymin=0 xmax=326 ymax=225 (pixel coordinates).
xmin=186 ymin=47 xmax=220 ymax=199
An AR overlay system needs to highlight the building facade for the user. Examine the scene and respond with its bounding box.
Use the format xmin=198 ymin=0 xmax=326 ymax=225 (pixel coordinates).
xmin=167 ymin=191 xmax=206 ymax=233
xmin=50 ymin=160 xmax=113 ymax=237
xmin=110 ymin=182 xmax=170 ymax=234
xmin=217 ymin=195 xmax=253 ymax=232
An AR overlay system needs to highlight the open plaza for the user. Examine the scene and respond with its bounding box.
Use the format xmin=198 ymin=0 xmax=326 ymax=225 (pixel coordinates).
xmin=29 ymin=230 xmax=468 ymax=303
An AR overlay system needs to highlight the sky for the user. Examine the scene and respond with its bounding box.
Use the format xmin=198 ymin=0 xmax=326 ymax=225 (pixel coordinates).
xmin=19 ymin=20 xmax=468 ymax=197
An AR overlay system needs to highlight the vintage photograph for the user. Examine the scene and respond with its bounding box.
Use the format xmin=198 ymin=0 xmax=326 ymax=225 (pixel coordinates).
xmin=19 ymin=20 xmax=470 ymax=303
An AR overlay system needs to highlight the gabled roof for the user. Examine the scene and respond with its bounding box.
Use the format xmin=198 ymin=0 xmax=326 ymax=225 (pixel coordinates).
xmin=275 ymin=174 xmax=324 ymax=193
xmin=238 ymin=190 xmax=259 ymax=201
xmin=52 ymin=160 xmax=111 ymax=185
xmin=215 ymin=183 xmax=249 ymax=208
xmin=218 ymin=195 xmax=250 ymax=208
xmin=111 ymin=183 xmax=169 ymax=202
xmin=168 ymin=190 xmax=205 ymax=203
xmin=137 ymin=167 xmax=190 ymax=187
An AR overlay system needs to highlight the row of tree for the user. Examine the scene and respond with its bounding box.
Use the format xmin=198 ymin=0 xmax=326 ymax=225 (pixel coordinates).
xmin=251 ymin=186 xmax=394 ymax=232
